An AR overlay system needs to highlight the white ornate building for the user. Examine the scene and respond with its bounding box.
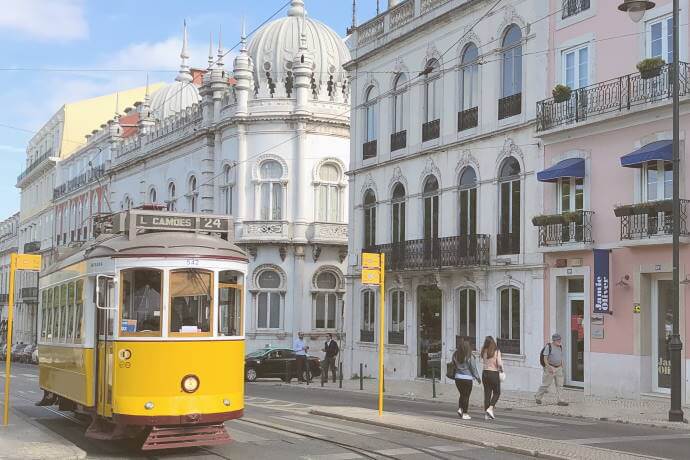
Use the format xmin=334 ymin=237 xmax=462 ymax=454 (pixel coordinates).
xmin=344 ymin=0 xmax=548 ymax=389
xmin=54 ymin=0 xmax=351 ymax=352
xmin=0 ymin=213 xmax=19 ymax=340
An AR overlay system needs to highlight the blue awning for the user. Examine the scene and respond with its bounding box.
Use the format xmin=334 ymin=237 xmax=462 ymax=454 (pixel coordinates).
xmin=537 ymin=158 xmax=585 ymax=183
xmin=620 ymin=140 xmax=672 ymax=167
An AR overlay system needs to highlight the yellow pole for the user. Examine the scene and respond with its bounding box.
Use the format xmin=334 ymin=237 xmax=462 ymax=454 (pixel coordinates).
xmin=378 ymin=253 xmax=385 ymax=416
xmin=3 ymin=253 xmax=17 ymax=426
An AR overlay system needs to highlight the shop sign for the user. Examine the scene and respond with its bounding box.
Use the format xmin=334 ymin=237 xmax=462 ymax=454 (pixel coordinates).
xmin=593 ymin=249 xmax=611 ymax=314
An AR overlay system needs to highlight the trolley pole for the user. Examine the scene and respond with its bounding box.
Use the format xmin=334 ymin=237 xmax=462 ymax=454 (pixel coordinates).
xmin=3 ymin=253 xmax=42 ymax=426
xmin=2 ymin=254 xmax=17 ymax=426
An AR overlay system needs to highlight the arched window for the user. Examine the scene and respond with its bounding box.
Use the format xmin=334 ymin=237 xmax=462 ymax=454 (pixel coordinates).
xmin=259 ymin=160 xmax=284 ymax=220
xmin=392 ymin=73 xmax=407 ymax=134
xmin=391 ymin=183 xmax=406 ymax=244
xmin=313 ymin=270 xmax=340 ymax=330
xmin=364 ymin=85 xmax=378 ymax=143
xmin=498 ymin=286 xmax=521 ymax=354
xmin=148 ymin=187 xmax=157 ymax=204
xmin=460 ymin=43 xmax=479 ymax=114
xmin=188 ymin=175 xmax=198 ymax=212
xmin=457 ymin=288 xmax=477 ymax=350
xmin=222 ymin=164 xmax=233 ymax=215
xmin=458 ymin=167 xmax=477 ymax=235
xmin=167 ymin=182 xmax=176 ymax=211
xmin=423 ymin=59 xmax=441 ymax=123
xmin=389 ymin=290 xmax=405 ymax=345
xmin=361 ymin=290 xmax=376 ymax=342
xmin=256 ymin=269 xmax=283 ymax=329
xmin=501 ymin=25 xmax=522 ymax=99
xmin=363 ymin=189 xmax=377 ymax=249
xmin=498 ymin=157 xmax=521 ymax=255
xmin=422 ymin=176 xmax=439 ymax=254
xmin=317 ymin=163 xmax=342 ymax=222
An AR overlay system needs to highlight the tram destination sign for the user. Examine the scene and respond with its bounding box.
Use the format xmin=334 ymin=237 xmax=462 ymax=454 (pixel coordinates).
xmin=134 ymin=213 xmax=230 ymax=233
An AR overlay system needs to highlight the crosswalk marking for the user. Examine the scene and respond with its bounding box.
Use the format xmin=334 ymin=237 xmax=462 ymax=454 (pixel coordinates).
xmin=498 ymin=412 xmax=593 ymax=426
xmin=568 ymin=433 xmax=690 ymax=445
xmin=443 ymin=418 xmax=516 ymax=430
xmin=279 ymin=415 xmax=378 ymax=435
xmin=375 ymin=447 xmax=419 ymax=456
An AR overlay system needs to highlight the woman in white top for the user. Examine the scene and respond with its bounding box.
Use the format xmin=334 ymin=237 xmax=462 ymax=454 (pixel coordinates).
xmin=480 ymin=336 xmax=503 ymax=420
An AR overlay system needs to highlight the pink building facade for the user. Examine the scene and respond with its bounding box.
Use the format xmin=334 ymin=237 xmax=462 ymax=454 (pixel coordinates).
xmin=537 ymin=0 xmax=690 ymax=402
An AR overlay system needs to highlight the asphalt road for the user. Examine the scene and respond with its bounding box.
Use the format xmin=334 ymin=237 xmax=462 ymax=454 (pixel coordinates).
xmin=0 ymin=363 xmax=527 ymax=459
xmin=245 ymin=380 xmax=690 ymax=460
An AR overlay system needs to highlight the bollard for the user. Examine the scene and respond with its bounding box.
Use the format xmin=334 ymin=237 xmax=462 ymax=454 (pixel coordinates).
xmin=321 ymin=360 xmax=324 ymax=387
xmin=285 ymin=360 xmax=290 ymax=383
xmin=432 ymin=366 xmax=437 ymax=399
xmin=359 ymin=363 xmax=363 ymax=390
xmin=339 ymin=362 xmax=343 ymax=389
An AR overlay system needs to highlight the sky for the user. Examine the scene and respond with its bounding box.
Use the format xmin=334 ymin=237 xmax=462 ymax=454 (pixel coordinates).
xmin=0 ymin=0 xmax=379 ymax=219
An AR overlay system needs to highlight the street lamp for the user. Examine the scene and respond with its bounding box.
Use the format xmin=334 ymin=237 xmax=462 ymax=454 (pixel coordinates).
xmin=618 ymin=0 xmax=684 ymax=422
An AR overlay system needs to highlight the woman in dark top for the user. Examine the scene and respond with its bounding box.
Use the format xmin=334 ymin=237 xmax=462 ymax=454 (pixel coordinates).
xmin=452 ymin=341 xmax=481 ymax=419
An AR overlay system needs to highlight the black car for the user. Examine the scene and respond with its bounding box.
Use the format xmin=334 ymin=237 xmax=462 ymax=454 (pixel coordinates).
xmin=245 ymin=347 xmax=321 ymax=382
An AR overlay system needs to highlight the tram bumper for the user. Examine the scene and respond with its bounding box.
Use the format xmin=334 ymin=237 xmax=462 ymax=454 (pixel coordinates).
xmin=141 ymin=423 xmax=231 ymax=451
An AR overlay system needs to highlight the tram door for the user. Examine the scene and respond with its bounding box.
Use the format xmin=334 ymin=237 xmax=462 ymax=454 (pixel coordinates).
xmin=96 ymin=276 xmax=115 ymax=417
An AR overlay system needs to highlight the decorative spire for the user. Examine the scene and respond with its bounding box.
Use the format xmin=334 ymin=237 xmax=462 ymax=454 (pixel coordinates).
xmin=240 ymin=17 xmax=247 ymax=53
xmin=114 ymin=92 xmax=120 ymax=117
xmin=216 ymin=25 xmax=224 ymax=68
xmin=287 ymin=0 xmax=306 ymax=17
xmin=298 ymin=4 xmax=307 ymax=51
xmin=176 ymin=20 xmax=193 ymax=82
xmin=208 ymin=32 xmax=215 ymax=69
xmin=144 ymin=74 xmax=151 ymax=106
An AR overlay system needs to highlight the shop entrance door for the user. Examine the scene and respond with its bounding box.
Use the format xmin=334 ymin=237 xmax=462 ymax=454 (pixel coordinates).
xmin=652 ymin=278 xmax=673 ymax=394
xmin=566 ymin=278 xmax=585 ymax=387
xmin=417 ymin=285 xmax=442 ymax=379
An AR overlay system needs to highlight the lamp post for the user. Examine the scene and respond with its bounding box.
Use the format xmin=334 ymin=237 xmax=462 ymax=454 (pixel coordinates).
xmin=618 ymin=0 xmax=684 ymax=422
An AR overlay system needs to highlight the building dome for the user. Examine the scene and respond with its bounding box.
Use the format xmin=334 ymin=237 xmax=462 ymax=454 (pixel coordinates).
xmin=247 ymin=0 xmax=350 ymax=92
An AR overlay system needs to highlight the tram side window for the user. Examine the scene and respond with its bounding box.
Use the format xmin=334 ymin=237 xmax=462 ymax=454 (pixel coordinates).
xmin=66 ymin=282 xmax=75 ymax=341
xmin=52 ymin=286 xmax=59 ymax=340
xmin=121 ymin=269 xmax=162 ymax=335
xmin=40 ymin=290 xmax=49 ymax=340
xmin=170 ymin=269 xmax=212 ymax=335
xmin=75 ymin=279 xmax=84 ymax=341
xmin=218 ymin=271 xmax=243 ymax=337
xmin=59 ymin=284 xmax=67 ymax=341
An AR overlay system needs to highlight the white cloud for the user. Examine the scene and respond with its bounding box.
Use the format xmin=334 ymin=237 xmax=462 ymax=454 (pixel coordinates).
xmin=0 ymin=0 xmax=88 ymax=41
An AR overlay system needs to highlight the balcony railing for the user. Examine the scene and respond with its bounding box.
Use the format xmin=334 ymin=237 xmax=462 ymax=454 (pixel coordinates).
xmin=23 ymin=241 xmax=40 ymax=253
xmin=17 ymin=149 xmax=55 ymax=184
xmin=497 ymin=338 xmax=520 ymax=355
xmin=363 ymin=140 xmax=377 ymax=160
xmin=616 ymin=199 xmax=690 ymax=240
xmin=391 ymin=130 xmax=407 ymax=151
xmin=0 ymin=294 xmax=8 ymax=303
xmin=360 ymin=329 xmax=375 ymax=343
xmin=533 ymin=211 xmax=594 ymax=247
xmin=422 ymin=119 xmax=440 ymax=142
xmin=53 ymin=165 xmax=106 ymax=199
xmin=496 ymin=233 xmax=520 ymax=255
xmin=498 ymin=93 xmax=522 ymax=119
xmin=388 ymin=331 xmax=404 ymax=345
xmin=373 ymin=235 xmax=490 ymax=271
xmin=562 ymin=0 xmax=590 ymax=19
xmin=537 ymin=62 xmax=690 ymax=132
xmin=21 ymin=287 xmax=38 ymax=300
xmin=458 ymin=107 xmax=478 ymax=131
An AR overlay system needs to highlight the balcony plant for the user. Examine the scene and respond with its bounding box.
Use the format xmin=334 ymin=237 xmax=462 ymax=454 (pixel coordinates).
xmin=561 ymin=210 xmax=582 ymax=223
xmin=532 ymin=214 xmax=565 ymax=226
xmin=636 ymin=57 xmax=665 ymax=79
xmin=613 ymin=204 xmax=634 ymax=217
xmin=552 ymin=84 xmax=572 ymax=103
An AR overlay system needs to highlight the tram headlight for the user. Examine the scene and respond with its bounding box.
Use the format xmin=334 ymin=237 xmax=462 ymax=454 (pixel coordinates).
xmin=181 ymin=374 xmax=200 ymax=393
xmin=223 ymin=399 xmax=231 ymax=406
xmin=144 ymin=401 xmax=154 ymax=410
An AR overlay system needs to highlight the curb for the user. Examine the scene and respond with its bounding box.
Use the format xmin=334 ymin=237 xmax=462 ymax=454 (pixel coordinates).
xmin=310 ymin=408 xmax=662 ymax=460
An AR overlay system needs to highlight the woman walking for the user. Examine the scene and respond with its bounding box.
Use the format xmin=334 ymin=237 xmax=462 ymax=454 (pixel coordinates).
xmin=480 ymin=336 xmax=503 ymax=420
xmin=453 ymin=341 xmax=481 ymax=420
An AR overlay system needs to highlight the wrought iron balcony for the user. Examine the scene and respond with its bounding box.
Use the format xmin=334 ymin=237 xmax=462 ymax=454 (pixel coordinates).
xmin=562 ymin=0 xmax=590 ymax=19
xmin=53 ymin=165 xmax=106 ymax=199
xmin=498 ymin=93 xmax=522 ymax=119
xmin=363 ymin=140 xmax=377 ymax=160
xmin=17 ymin=149 xmax=56 ymax=185
xmin=615 ymin=199 xmax=690 ymax=241
xmin=532 ymin=211 xmax=594 ymax=247
xmin=23 ymin=241 xmax=40 ymax=253
xmin=391 ymin=130 xmax=407 ymax=152
xmin=0 ymin=294 xmax=8 ymax=303
xmin=360 ymin=329 xmax=375 ymax=343
xmin=497 ymin=338 xmax=520 ymax=355
xmin=422 ymin=119 xmax=440 ymax=142
xmin=373 ymin=234 xmax=490 ymax=271
xmin=388 ymin=331 xmax=404 ymax=345
xmin=496 ymin=233 xmax=520 ymax=255
xmin=21 ymin=287 xmax=38 ymax=301
xmin=458 ymin=106 xmax=478 ymax=131
xmin=537 ymin=62 xmax=690 ymax=132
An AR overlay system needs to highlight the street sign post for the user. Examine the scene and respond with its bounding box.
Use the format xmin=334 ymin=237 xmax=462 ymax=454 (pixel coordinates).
xmin=361 ymin=252 xmax=385 ymax=416
xmin=3 ymin=253 xmax=42 ymax=426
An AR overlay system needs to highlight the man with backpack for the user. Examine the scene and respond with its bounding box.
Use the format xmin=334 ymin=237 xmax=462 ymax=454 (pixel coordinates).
xmin=535 ymin=333 xmax=569 ymax=406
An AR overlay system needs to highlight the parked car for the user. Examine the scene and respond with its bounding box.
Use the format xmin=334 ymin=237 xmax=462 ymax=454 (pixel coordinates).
xmin=245 ymin=347 xmax=321 ymax=382
xmin=18 ymin=344 xmax=37 ymax=363
xmin=11 ymin=343 xmax=28 ymax=362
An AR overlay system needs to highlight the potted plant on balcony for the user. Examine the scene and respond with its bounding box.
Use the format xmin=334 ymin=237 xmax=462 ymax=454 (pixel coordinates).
xmin=657 ymin=199 xmax=673 ymax=213
xmin=636 ymin=57 xmax=665 ymax=79
xmin=561 ymin=210 xmax=582 ymax=223
xmin=613 ymin=204 xmax=634 ymax=217
xmin=532 ymin=214 xmax=564 ymax=226
xmin=552 ymin=84 xmax=572 ymax=103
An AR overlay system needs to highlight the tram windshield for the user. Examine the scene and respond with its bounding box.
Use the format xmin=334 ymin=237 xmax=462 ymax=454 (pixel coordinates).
xmin=169 ymin=269 xmax=212 ymax=335
xmin=121 ymin=269 xmax=162 ymax=336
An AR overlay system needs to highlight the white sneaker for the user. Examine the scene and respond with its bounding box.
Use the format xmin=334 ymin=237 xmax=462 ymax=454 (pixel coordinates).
xmin=486 ymin=407 xmax=495 ymax=419
xmin=457 ymin=408 xmax=463 ymax=417
xmin=461 ymin=413 xmax=472 ymax=420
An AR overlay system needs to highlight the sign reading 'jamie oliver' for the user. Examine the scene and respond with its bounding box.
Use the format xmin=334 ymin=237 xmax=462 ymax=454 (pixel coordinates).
xmin=593 ymin=249 xmax=611 ymax=314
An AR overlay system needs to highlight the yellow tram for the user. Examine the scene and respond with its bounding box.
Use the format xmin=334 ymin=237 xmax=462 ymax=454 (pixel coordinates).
xmin=36 ymin=210 xmax=247 ymax=450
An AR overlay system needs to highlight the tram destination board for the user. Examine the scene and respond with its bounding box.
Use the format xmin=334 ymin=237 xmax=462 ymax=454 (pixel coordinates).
xmin=133 ymin=213 xmax=230 ymax=232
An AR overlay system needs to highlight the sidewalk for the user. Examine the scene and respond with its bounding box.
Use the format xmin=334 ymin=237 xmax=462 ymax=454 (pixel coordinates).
xmin=310 ymin=405 xmax=661 ymax=460
xmin=281 ymin=376 xmax=689 ymax=430
xmin=0 ymin=404 xmax=86 ymax=460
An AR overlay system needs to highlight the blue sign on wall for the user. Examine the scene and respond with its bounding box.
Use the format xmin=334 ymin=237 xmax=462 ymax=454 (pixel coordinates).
xmin=593 ymin=249 xmax=611 ymax=314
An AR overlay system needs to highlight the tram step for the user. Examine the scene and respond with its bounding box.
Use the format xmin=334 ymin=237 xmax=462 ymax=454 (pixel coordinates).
xmin=141 ymin=424 xmax=231 ymax=451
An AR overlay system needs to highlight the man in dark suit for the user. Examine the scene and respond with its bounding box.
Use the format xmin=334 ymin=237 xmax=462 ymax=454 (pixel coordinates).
xmin=322 ymin=333 xmax=339 ymax=383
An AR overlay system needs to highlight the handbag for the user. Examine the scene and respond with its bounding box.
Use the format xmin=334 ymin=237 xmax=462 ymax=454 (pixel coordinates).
xmin=499 ymin=366 xmax=506 ymax=382
xmin=446 ymin=361 xmax=456 ymax=379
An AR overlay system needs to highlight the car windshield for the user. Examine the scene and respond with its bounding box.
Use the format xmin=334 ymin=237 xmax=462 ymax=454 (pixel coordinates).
xmin=246 ymin=349 xmax=269 ymax=358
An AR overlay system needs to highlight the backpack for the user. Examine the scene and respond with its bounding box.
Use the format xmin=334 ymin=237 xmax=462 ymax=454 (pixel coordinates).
xmin=539 ymin=343 xmax=552 ymax=367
